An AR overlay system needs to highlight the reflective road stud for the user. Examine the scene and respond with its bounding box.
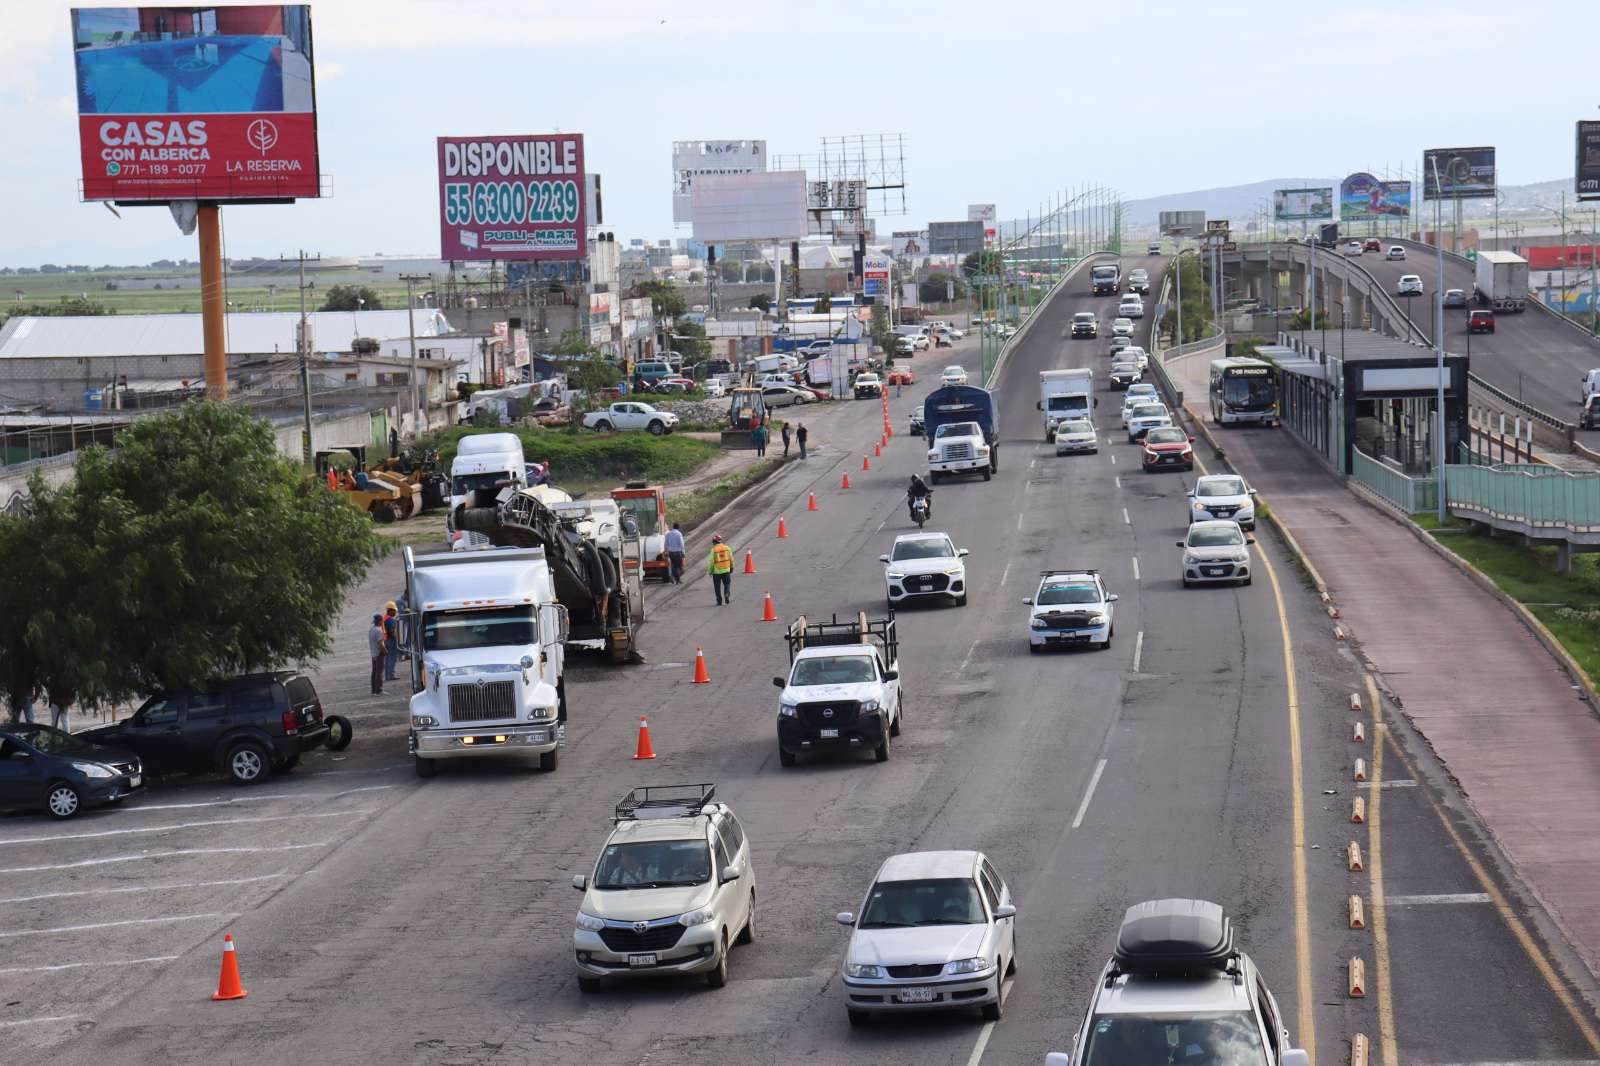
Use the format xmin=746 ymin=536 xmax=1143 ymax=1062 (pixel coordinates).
xmin=1353 ymin=758 xmax=1367 ymax=782
xmin=1350 ymin=1033 xmax=1371 ymax=1066
xmin=1353 ymin=721 xmax=1365 ymax=743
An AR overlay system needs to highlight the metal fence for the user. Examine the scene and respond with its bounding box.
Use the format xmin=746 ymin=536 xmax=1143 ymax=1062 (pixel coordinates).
xmin=1445 ymin=462 xmax=1600 ymax=536
xmin=1352 ymin=446 xmax=1437 ymax=513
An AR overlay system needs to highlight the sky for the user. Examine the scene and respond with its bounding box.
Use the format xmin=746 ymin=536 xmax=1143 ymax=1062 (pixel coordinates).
xmin=5 ymin=0 xmax=1596 ymax=268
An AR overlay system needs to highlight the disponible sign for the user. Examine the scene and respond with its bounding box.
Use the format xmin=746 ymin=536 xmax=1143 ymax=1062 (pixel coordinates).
xmin=438 ymin=134 xmax=587 ymax=261
xmin=672 ymin=139 xmax=765 ymax=225
xmin=71 ymin=5 xmax=320 ymax=202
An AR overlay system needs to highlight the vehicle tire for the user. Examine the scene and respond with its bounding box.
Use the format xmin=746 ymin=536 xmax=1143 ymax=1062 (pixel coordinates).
xmin=847 ymin=1009 xmax=871 ymax=1027
xmin=778 ymin=747 xmax=796 ymax=768
xmin=1182 ymin=577 xmax=1193 ymax=588
xmin=557 ymin=679 xmax=568 ymax=723
xmin=45 ymin=781 xmax=83 ymax=819
xmin=890 ymin=705 xmax=902 ymax=737
xmin=280 ymin=753 xmax=299 ymax=772
xmin=577 ymin=976 xmax=602 ymax=995
xmin=981 ymin=972 xmax=1005 ymax=1021
xmin=1028 ymin=643 xmax=1040 ymax=654
xmin=226 ymin=742 xmax=270 ymax=785
xmin=736 ymin=894 xmax=756 ymax=945
xmin=539 ymin=746 xmax=559 ymax=772
xmin=593 ymin=420 xmax=613 ymax=432
xmin=982 ymin=468 xmax=991 ymax=482
xmin=1242 ymin=575 xmax=1253 ymax=587
xmin=414 ymin=755 xmax=438 ymax=778
xmin=372 ymin=502 xmax=396 ymax=524
xmin=929 ymin=471 xmax=941 ymax=484
xmin=874 ymin=732 xmax=890 ymax=763
xmin=324 ymin=714 xmax=354 ymax=751
xmin=956 ymin=593 xmax=968 ymax=607
xmin=705 ymin=933 xmax=730 ymax=988
xmin=648 ymin=421 xmax=666 ymax=436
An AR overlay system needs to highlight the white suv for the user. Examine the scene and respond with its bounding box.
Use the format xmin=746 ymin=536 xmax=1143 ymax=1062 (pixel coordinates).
xmin=1118 ymin=294 xmax=1144 ymax=319
xmin=1120 ymin=384 xmax=1159 ymax=424
xmin=1024 ymin=569 xmax=1116 ymax=651
xmin=572 ymin=784 xmax=756 ymax=993
xmin=837 ymin=850 xmax=1016 ymax=1026
xmin=881 ymin=532 xmax=969 ymax=608
xmin=941 ymin=365 xmax=969 ymax=387
xmin=1188 ymin=474 xmax=1257 ymax=530
xmin=1125 ymin=402 xmax=1172 ymax=442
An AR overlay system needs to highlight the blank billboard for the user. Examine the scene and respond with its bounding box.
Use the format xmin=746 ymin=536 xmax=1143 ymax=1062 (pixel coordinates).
xmin=928 ymin=220 xmax=983 ymax=255
xmin=691 ymin=171 xmax=806 ymax=243
xmin=1159 ymin=210 xmax=1205 ymax=236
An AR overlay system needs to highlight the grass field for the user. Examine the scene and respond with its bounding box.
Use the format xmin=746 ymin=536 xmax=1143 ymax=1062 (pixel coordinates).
xmin=2 ymin=267 xmax=412 ymax=317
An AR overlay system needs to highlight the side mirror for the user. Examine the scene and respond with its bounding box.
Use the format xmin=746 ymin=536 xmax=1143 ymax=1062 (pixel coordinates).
xmin=992 ymin=903 xmax=1017 ymax=920
xmin=1247 ymin=536 xmax=1257 ymax=544
xmin=1176 ymin=541 xmax=1186 ymax=547
xmin=772 ymin=676 xmax=786 ymax=688
xmin=720 ymin=864 xmax=742 ymax=884
xmin=572 ymin=874 xmax=587 ymax=891
xmin=1021 ymin=597 xmax=1033 ymax=605
xmin=879 ymin=554 xmax=890 ymax=563
xmin=1107 ymin=593 xmax=1119 ymax=602
xmin=1045 ymin=1055 xmax=1073 ymax=1066
xmin=1035 ymin=401 xmax=1042 ymax=410
xmin=1282 ymin=1051 xmax=1311 ymax=1066
xmin=884 ymin=669 xmax=899 ymax=681
xmin=1186 ymin=490 xmax=1196 ymax=498
xmin=836 ymin=911 xmax=856 ymax=927
xmin=957 ymin=548 xmax=970 ymax=557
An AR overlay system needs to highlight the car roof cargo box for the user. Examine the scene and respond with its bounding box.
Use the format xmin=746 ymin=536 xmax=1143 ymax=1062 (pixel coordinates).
xmin=1113 ymin=898 xmax=1235 ymax=976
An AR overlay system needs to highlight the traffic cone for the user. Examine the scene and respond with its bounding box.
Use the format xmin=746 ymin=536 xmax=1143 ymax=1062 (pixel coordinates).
xmin=743 ymin=549 xmax=757 ymax=574
xmin=807 ymin=492 xmax=818 ymax=512
xmin=841 ymin=472 xmax=851 ymax=489
xmin=692 ymin=647 xmax=711 ymax=684
xmin=776 ymin=516 xmax=789 ymax=539
xmin=761 ymin=590 xmax=778 ymax=622
xmin=862 ymin=454 xmax=871 ymax=471
xmin=633 ymin=715 xmax=657 ymax=759
xmin=874 ymin=442 xmax=881 ymax=457
xmin=211 ymin=934 xmax=247 ymax=1001
xmin=886 ymin=424 xmax=893 ymax=438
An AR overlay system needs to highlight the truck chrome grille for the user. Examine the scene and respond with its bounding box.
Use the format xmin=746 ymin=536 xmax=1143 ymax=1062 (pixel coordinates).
xmin=943 ymin=443 xmax=972 ymax=461
xmin=447 ymin=680 xmax=517 ymax=723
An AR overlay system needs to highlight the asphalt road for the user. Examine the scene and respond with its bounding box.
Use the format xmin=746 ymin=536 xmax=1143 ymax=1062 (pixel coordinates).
xmin=12 ymin=257 xmax=1600 ymax=1065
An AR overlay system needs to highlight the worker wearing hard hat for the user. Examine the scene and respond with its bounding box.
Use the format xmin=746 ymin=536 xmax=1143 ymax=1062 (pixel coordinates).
xmin=707 ymin=534 xmax=734 ymax=606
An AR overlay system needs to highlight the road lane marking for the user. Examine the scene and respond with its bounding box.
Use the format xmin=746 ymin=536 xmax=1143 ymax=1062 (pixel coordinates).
xmin=0 ymin=913 xmax=233 ymax=939
xmin=1016 ymin=512 xmax=1023 ymax=531
xmin=1000 ymin=562 xmax=1011 ymax=587
xmin=966 ymin=1019 xmax=996 ymax=1066
xmin=1109 ymin=453 xmax=1116 ymax=465
xmin=1114 ymin=475 xmax=1121 ymax=488
xmin=0 ymin=873 xmax=287 ymax=906
xmin=1387 ymin=893 xmax=1492 ymax=906
xmin=0 ymin=807 xmax=372 ymax=847
xmin=1122 ymin=507 xmax=1131 ymax=525
xmin=1132 ymin=556 xmax=1140 ymax=581
xmin=1133 ymin=631 xmax=1144 ymax=674
xmin=0 ymin=841 xmax=332 ymax=875
xmin=1071 ymin=758 xmax=1108 ymax=829
xmin=1365 ymin=675 xmax=1399 ymax=1066
xmin=0 ymin=1015 xmax=83 ymax=1029
xmin=0 ymin=955 xmax=179 ymax=975
xmin=1374 ymin=779 xmax=1416 ymax=788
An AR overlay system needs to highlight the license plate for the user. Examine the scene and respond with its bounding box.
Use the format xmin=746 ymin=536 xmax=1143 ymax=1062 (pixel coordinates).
xmin=627 ymin=953 xmax=656 ymax=968
xmin=128 ymin=774 xmax=142 ymax=788
xmin=896 ymin=987 xmax=936 ymax=1004
xmin=820 ymin=728 xmax=840 ymax=739
xmin=1205 ymin=567 xmax=1227 ymax=576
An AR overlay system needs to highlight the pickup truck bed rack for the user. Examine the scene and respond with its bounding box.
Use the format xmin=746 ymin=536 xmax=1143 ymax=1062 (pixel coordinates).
xmin=784 ymin=612 xmax=898 ymax=665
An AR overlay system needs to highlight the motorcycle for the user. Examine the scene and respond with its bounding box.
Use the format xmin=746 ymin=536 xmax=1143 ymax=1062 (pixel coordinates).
xmin=909 ymin=493 xmax=930 ymax=529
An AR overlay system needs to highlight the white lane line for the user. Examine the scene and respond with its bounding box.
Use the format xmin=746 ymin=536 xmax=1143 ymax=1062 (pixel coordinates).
xmin=1029 ymin=458 xmax=1037 ymax=469
xmin=0 ymin=1015 xmax=83 ymax=1029
xmin=1114 ymin=475 xmax=1121 ymax=489
xmin=0 ymin=807 xmax=371 ymax=848
xmin=958 ymin=640 xmax=980 ymax=674
xmin=0 ymin=841 xmax=332 ymax=875
xmin=1122 ymin=507 xmax=1131 ymax=525
xmin=0 ymin=913 xmax=233 ymax=939
xmin=1387 ymin=893 xmax=1492 ymax=906
xmin=1071 ymin=758 xmax=1109 ymax=829
xmin=1377 ymin=779 xmax=1417 ymax=789
xmin=966 ymin=1019 xmax=996 ymax=1066
xmin=1000 ymin=562 xmax=1011 ymax=587
xmin=875 ymin=517 xmax=888 ymax=532
xmin=1133 ymin=631 xmax=1144 ymax=673
xmin=1109 ymin=453 xmax=1116 ymax=465
xmin=0 ymin=955 xmax=179 ymax=976
xmin=119 ymin=783 xmax=397 ymax=814
xmin=1015 ymin=512 xmax=1024 ymax=531
xmin=0 ymin=873 xmax=287 ymax=906
xmin=1132 ymin=556 xmax=1140 ymax=581
xmin=331 ymin=784 xmax=399 ymax=798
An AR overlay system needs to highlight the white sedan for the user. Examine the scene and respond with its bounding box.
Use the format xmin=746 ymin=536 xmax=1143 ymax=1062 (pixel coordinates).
xmin=941 ymin=366 xmax=969 ymax=387
xmin=1111 ymin=317 xmax=1134 ymax=337
xmin=1387 ymin=245 xmax=1406 ymax=260
xmin=1180 ymin=519 xmax=1254 ymax=587
xmin=1188 ymin=473 xmax=1257 ymax=530
xmin=1054 ymin=418 xmax=1098 ymax=455
xmin=1121 ymin=345 xmax=1149 ymax=371
xmin=1396 ymin=274 xmax=1423 ymax=296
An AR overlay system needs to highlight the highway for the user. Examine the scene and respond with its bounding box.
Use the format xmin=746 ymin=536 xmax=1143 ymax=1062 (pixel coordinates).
xmin=19 ymin=256 xmax=1600 ymax=1066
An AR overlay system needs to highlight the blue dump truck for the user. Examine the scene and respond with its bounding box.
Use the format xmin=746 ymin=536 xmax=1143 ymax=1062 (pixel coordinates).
xmin=922 ymin=384 xmax=999 ymax=482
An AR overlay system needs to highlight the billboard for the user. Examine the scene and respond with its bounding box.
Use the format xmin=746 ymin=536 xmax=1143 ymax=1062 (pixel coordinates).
xmin=438 ymin=134 xmax=586 ymax=261
xmin=892 ymin=230 xmax=928 ymax=257
xmin=1159 ymin=210 xmax=1205 ymax=236
xmin=928 ymin=220 xmax=983 ymax=255
xmin=71 ymin=5 xmax=319 ymax=202
xmin=1273 ymin=187 xmax=1334 ymax=220
xmin=1423 ymin=147 xmax=1496 ymax=200
xmin=967 ymin=203 xmax=997 ymax=224
xmin=672 ymin=140 xmax=766 ymax=225
xmin=862 ymin=254 xmax=891 ymax=297
xmin=690 ymin=170 xmax=806 ymax=243
xmin=1340 ymin=173 xmax=1412 ymax=220
xmin=1579 ymin=122 xmax=1600 ymax=200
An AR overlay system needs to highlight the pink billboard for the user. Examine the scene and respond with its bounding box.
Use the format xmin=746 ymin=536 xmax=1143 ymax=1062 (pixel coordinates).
xmin=437 ymin=133 xmax=586 ymax=261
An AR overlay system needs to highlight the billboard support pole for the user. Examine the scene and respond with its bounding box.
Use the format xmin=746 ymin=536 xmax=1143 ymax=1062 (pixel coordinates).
xmin=1435 ymin=194 xmax=1446 ymax=524
xmin=197 ymin=204 xmax=227 ymax=402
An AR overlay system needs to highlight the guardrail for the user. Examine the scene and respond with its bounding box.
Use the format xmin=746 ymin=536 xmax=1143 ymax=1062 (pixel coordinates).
xmin=1445 ymin=461 xmax=1600 ymax=541
xmin=983 ymin=252 xmax=1115 ymax=390
xmin=1352 ymin=446 xmax=1437 ymax=514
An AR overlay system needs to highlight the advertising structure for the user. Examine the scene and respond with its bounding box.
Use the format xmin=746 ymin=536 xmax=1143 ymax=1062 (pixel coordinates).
xmin=1159 ymin=210 xmax=1205 ymax=236
xmin=1340 ymin=173 xmax=1412 ymax=220
xmin=1273 ymin=187 xmax=1334 ymax=221
xmin=928 ymin=220 xmax=983 ymax=255
xmin=1423 ymin=147 xmax=1496 ymax=200
xmin=690 ymin=171 xmax=807 ymax=244
xmin=437 ymin=134 xmax=586 ymax=262
xmin=588 ymin=292 xmax=613 ymax=346
xmin=862 ymin=254 xmax=891 ymax=298
xmin=672 ymin=140 xmax=766 ymax=225
xmin=967 ymin=203 xmax=997 ymax=224
xmin=71 ymin=5 xmax=319 ymax=202
xmin=1579 ymin=122 xmax=1600 ymax=200
xmin=807 ymin=179 xmax=866 ymax=236
xmin=892 ymin=230 xmax=928 ymax=257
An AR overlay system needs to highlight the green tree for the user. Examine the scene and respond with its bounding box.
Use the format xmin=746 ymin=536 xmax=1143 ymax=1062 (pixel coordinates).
xmin=747 ymin=293 xmax=772 ymax=312
xmin=719 ymin=260 xmax=743 ymax=283
xmin=320 ymin=283 xmax=384 ymax=312
xmin=675 ymin=320 xmax=711 ymax=360
xmin=919 ymin=271 xmax=965 ymax=305
xmin=1286 ymin=309 xmax=1330 ymax=331
xmin=1158 ymin=254 xmax=1216 ymax=345
xmin=549 ymin=328 xmax=599 ymax=358
xmin=0 ymin=403 xmax=384 ymax=709
xmin=814 ymin=294 xmax=832 ymax=314
xmin=0 ymin=296 xmax=115 ymax=330
xmin=869 ymin=302 xmax=895 ymax=356
xmin=961 ymin=250 xmax=1004 ymax=282
xmin=628 ymin=279 xmax=686 ymax=321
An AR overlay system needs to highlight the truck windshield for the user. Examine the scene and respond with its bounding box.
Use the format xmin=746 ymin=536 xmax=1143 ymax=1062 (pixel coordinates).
xmin=1092 ymin=268 xmax=1116 ymax=279
xmin=1047 ymin=396 xmax=1087 ymax=414
xmin=422 ymin=606 xmax=537 ymax=650
xmin=1081 ymin=1013 xmax=1265 ymax=1065
xmin=452 ymin=471 xmax=508 ymax=497
xmin=791 ymin=656 xmax=876 ymax=685
xmin=594 ymin=840 xmax=712 ymax=889
xmin=934 ymin=422 xmax=981 ymax=440
xmin=615 ymin=496 xmax=660 ymax=536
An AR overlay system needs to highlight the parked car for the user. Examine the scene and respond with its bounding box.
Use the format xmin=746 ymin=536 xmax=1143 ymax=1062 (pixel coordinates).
xmin=0 ymin=723 xmax=144 ymax=819
xmin=80 ymin=672 xmax=346 ymax=786
xmin=702 ymin=378 xmax=728 ymax=398
xmin=582 ymin=401 xmax=681 ymax=435
xmin=762 ymin=384 xmax=816 ymax=408
xmin=1469 ymin=309 xmax=1496 ymax=334
xmin=653 ymin=376 xmax=697 ymax=394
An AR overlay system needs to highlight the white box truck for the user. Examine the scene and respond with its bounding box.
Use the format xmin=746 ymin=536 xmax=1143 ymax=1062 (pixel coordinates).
xmin=447 ymin=432 xmax=526 ymax=551
xmin=404 ymin=545 xmax=569 ymax=777
xmin=1474 ymin=251 xmax=1528 ymax=313
xmin=1039 ymin=368 xmax=1096 ymax=440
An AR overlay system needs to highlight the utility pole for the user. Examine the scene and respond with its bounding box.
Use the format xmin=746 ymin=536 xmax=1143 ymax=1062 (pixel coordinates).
xmin=400 ymin=273 xmax=430 ymax=437
xmin=282 ymin=250 xmax=321 ymax=469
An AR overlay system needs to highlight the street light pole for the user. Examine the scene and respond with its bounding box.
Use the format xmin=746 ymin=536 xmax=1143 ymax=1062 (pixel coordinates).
xmin=1435 ymin=193 xmax=1446 ymax=524
xmin=400 ymin=273 xmax=429 ymax=437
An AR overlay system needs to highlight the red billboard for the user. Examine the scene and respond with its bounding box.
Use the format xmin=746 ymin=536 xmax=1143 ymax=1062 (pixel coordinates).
xmin=438 ymin=134 xmax=587 ymax=262
xmin=71 ymin=6 xmax=320 ymax=202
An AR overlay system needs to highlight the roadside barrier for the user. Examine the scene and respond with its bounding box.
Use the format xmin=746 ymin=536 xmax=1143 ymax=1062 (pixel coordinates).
xmin=743 ymin=549 xmax=757 ymax=574
xmin=633 ymin=715 xmax=657 ymax=759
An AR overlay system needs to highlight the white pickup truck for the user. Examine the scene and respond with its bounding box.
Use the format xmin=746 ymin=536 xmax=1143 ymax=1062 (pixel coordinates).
xmin=582 ymin=401 xmax=680 ymax=436
xmin=774 ymin=614 xmax=902 ymax=767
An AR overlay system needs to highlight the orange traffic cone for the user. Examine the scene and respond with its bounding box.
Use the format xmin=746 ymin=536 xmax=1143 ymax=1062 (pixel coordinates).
xmin=841 ymin=472 xmax=851 ymax=489
xmin=761 ymin=590 xmax=778 ymax=622
xmin=212 ymin=934 xmax=247 ymax=1001
xmin=874 ymin=442 xmax=881 ymax=457
xmin=862 ymin=454 xmax=871 ymax=471
xmin=776 ymin=516 xmax=789 ymax=539
xmin=743 ymin=549 xmax=757 ymax=574
xmin=692 ymin=647 xmax=711 ymax=684
xmin=633 ymin=715 xmax=657 ymax=759
xmin=807 ymin=492 xmax=818 ymax=512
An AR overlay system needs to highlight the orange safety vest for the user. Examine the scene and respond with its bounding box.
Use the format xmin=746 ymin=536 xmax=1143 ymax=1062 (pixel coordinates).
xmin=709 ymin=543 xmax=734 ymax=574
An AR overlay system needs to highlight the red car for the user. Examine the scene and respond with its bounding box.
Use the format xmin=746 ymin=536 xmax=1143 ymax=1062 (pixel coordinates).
xmin=1468 ymin=309 xmax=1495 ymax=334
xmin=886 ymin=368 xmax=916 ymax=385
xmin=1362 ymin=238 xmax=1382 ymax=252
xmin=1141 ymin=426 xmax=1195 ymax=472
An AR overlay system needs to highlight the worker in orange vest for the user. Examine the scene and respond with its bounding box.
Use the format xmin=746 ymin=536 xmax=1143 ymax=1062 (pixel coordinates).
xmin=325 ymin=468 xmax=338 ymax=492
xmin=707 ymin=534 xmax=734 ymax=606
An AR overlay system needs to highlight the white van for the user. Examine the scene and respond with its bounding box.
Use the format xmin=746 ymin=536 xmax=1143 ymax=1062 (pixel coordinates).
xmin=1583 ymin=369 xmax=1600 ymax=405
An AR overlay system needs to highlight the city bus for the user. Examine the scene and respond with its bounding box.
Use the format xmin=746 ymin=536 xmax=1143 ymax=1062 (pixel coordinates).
xmin=1208 ymin=357 xmax=1278 ymax=426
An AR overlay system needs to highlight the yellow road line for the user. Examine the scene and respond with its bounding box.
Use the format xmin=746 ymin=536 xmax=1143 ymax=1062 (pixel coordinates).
xmin=1364 ymin=674 xmax=1400 ymax=1066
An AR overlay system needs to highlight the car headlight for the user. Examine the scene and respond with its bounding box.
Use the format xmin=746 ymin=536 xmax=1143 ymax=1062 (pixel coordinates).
xmin=1183 ymin=553 xmax=1201 ymax=566
xmin=575 ymin=912 xmax=607 ymax=932
xmin=1085 ymin=614 xmax=1107 ymax=626
xmin=71 ymin=761 xmax=115 ymax=779
xmin=678 ymin=907 xmax=716 ymax=928
xmin=943 ymin=566 xmax=963 ymax=576
xmin=411 ymin=714 xmax=436 ymax=728
xmin=944 ymin=957 xmax=988 ymax=975
xmin=860 ymin=699 xmax=882 ymax=714
xmin=779 ymin=701 xmax=798 ymax=717
xmin=885 ymin=571 xmax=905 ymax=580
xmin=1233 ymin=552 xmax=1250 ymax=563
xmin=845 ymin=962 xmax=883 ymax=979
xmin=529 ymin=704 xmax=556 ymax=721
xmin=928 ymin=450 xmax=939 ymax=461
xmin=1031 ymin=617 xmax=1050 ymax=629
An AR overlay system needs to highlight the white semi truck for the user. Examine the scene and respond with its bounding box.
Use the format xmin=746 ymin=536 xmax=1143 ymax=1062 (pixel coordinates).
xmin=404 ymin=545 xmax=569 ymax=777
xmin=447 ymin=432 xmax=526 ymax=551
xmin=1038 ymin=368 xmax=1096 ymax=440
xmin=1474 ymin=250 xmax=1529 ymax=313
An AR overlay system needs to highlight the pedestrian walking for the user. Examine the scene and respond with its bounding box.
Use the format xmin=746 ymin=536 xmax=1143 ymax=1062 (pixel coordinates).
xmin=10 ymin=689 xmax=34 ymax=725
xmin=368 ymin=614 xmax=387 ymax=696
xmin=781 ymin=422 xmax=792 ymax=457
xmin=389 ymin=426 xmax=400 ymax=458
xmin=48 ymin=688 xmax=73 ymax=732
xmin=796 ymin=423 xmax=808 ymax=460
xmin=383 ymin=602 xmax=401 ymax=681
xmin=752 ymin=423 xmax=769 ymax=457
xmin=708 ymin=533 xmax=734 ymax=606
xmin=664 ymin=522 xmax=686 ymax=584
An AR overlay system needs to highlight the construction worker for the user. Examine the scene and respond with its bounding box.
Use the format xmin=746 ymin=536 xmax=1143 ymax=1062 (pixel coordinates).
xmin=325 ymin=467 xmax=338 ymax=492
xmin=708 ymin=533 xmax=734 ymax=606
